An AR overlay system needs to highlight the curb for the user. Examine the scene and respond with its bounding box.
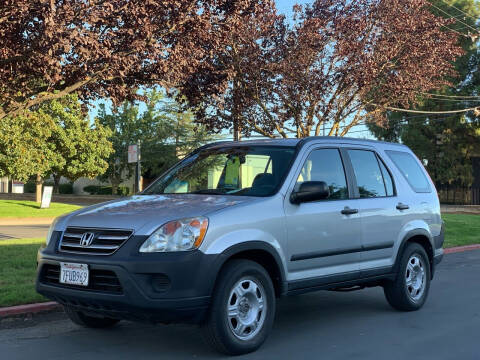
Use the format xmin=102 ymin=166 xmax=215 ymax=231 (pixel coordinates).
xmin=0 ymin=302 xmax=60 ymax=319
xmin=444 ymin=244 xmax=480 ymax=254
xmin=1 ymin=245 xmax=479 ymax=319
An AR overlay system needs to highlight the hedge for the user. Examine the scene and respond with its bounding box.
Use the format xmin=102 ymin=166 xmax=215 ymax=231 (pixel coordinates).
xmin=24 ymin=182 xmax=73 ymax=194
xmin=83 ymin=185 xmax=130 ymax=196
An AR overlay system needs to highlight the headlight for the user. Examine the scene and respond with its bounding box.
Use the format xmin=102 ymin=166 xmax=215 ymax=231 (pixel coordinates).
xmin=46 ymin=218 xmax=59 ymax=246
xmin=139 ymin=217 xmax=209 ymax=253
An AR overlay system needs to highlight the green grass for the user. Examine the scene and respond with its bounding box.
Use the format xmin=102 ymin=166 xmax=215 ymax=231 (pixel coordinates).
xmin=443 ymin=213 xmax=480 ymax=248
xmin=0 ymin=200 xmax=81 ymax=218
xmin=0 ymin=238 xmax=46 ymax=307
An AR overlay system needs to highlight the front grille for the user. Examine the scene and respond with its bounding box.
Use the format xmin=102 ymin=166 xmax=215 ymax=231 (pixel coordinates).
xmin=59 ymin=227 xmax=133 ymax=255
xmin=41 ymin=264 xmax=123 ymax=294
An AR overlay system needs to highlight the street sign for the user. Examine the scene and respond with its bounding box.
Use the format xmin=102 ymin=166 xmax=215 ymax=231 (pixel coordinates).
xmin=40 ymin=186 xmax=53 ymax=209
xmin=128 ymin=144 xmax=138 ymax=163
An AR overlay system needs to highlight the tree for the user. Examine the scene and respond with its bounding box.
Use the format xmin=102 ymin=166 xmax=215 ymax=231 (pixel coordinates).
xmin=0 ymin=95 xmax=113 ymax=199
xmin=41 ymin=95 xmax=113 ymax=193
xmin=369 ymin=0 xmax=480 ymax=190
xmin=0 ymin=112 xmax=64 ymax=201
xmin=0 ymin=0 xmax=263 ymax=120
xmin=181 ymin=0 xmax=463 ymax=138
xmin=97 ymin=91 xmax=217 ymax=194
xmin=96 ymin=102 xmax=139 ymax=195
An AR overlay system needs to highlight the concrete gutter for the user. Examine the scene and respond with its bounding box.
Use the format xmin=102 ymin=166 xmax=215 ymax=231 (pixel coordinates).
xmin=444 ymin=244 xmax=480 ymax=254
xmin=0 ymin=302 xmax=61 ymax=319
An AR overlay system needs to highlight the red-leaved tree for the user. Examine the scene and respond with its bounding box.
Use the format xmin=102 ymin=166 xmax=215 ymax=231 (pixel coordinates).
xmin=0 ymin=0 xmax=264 ymax=120
xmin=181 ymin=0 xmax=464 ymax=138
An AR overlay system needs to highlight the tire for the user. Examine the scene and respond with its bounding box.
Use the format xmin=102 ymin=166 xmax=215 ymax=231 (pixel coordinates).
xmin=202 ymin=259 xmax=276 ymax=355
xmin=64 ymin=305 xmax=120 ymax=328
xmin=384 ymin=243 xmax=431 ymax=311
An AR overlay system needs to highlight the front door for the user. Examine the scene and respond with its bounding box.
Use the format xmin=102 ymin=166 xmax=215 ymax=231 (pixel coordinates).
xmin=284 ymin=147 xmax=362 ymax=284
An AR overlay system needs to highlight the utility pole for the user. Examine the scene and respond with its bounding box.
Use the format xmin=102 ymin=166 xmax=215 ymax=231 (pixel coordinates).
xmin=128 ymin=142 xmax=142 ymax=194
xmin=135 ymin=140 xmax=142 ymax=194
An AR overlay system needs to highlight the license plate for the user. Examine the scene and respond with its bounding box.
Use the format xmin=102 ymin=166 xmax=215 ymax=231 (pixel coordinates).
xmin=60 ymin=262 xmax=89 ymax=286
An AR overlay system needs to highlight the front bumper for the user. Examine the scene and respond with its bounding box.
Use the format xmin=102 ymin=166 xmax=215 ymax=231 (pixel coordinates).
xmin=36 ymin=232 xmax=218 ymax=324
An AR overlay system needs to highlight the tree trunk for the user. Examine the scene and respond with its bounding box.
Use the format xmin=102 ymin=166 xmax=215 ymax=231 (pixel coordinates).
xmin=111 ymin=178 xmax=120 ymax=195
xmin=35 ymin=174 xmax=43 ymax=203
xmin=53 ymin=174 xmax=61 ymax=194
xmin=232 ymin=77 xmax=242 ymax=141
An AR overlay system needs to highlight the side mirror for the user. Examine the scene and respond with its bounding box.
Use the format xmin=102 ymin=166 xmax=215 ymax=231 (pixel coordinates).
xmin=290 ymin=181 xmax=330 ymax=204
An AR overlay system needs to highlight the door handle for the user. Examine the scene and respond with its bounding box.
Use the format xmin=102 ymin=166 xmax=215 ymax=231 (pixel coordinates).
xmin=396 ymin=203 xmax=410 ymax=210
xmin=341 ymin=207 xmax=358 ymax=215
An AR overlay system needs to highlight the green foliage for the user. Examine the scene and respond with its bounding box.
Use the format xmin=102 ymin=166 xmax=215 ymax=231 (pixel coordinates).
xmin=23 ymin=182 xmax=36 ymax=194
xmin=97 ymin=90 xmax=218 ymax=194
xmin=0 ymin=94 xmax=113 ymax=189
xmin=83 ymin=185 xmax=130 ymax=196
xmin=369 ymin=0 xmax=480 ymax=188
xmin=58 ymin=183 xmax=74 ymax=194
xmin=42 ymin=94 xmax=114 ymax=183
xmin=24 ymin=181 xmax=73 ymax=194
xmin=0 ymin=112 xmax=64 ymax=182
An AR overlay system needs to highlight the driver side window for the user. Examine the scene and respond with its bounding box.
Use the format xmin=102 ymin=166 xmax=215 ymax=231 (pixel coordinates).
xmin=297 ymin=148 xmax=348 ymax=200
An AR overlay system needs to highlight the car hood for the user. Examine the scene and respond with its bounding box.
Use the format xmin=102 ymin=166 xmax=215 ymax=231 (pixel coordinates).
xmin=57 ymin=194 xmax=256 ymax=235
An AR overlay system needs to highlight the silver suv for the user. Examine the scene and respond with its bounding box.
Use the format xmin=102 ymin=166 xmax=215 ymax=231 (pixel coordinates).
xmin=36 ymin=138 xmax=444 ymax=355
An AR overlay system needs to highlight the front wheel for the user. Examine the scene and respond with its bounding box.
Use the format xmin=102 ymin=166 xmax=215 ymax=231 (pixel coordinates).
xmin=202 ymin=259 xmax=276 ymax=355
xmin=64 ymin=305 xmax=120 ymax=328
xmin=384 ymin=243 xmax=431 ymax=311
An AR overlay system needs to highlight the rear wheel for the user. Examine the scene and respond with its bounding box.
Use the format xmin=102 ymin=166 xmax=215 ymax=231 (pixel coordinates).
xmin=384 ymin=243 xmax=431 ymax=311
xmin=202 ymin=259 xmax=275 ymax=355
xmin=64 ymin=305 xmax=120 ymax=328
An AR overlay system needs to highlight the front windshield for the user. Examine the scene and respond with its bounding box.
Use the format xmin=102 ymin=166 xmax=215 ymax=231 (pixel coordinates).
xmin=143 ymin=146 xmax=296 ymax=197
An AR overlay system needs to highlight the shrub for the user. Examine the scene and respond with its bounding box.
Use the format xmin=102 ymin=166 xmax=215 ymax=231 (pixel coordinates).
xmin=24 ymin=182 xmax=35 ymax=193
xmin=25 ymin=181 xmax=73 ymax=194
xmin=83 ymin=185 xmax=130 ymax=196
xmin=58 ymin=183 xmax=73 ymax=194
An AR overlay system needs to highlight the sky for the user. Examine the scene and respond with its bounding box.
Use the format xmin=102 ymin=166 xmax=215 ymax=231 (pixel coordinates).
xmin=275 ymin=0 xmax=311 ymax=17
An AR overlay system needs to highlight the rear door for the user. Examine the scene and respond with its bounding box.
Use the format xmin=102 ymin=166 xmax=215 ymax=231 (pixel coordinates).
xmin=345 ymin=148 xmax=408 ymax=273
xmin=284 ymin=146 xmax=362 ymax=283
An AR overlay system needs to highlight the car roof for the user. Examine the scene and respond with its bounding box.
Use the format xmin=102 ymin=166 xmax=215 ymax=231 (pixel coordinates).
xmin=204 ymin=137 xmax=407 ymax=150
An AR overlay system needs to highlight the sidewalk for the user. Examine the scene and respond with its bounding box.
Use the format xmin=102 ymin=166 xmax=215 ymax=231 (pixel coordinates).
xmin=0 ymin=217 xmax=54 ymax=226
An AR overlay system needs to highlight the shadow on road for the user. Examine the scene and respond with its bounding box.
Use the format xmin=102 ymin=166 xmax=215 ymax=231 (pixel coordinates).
xmin=22 ymin=289 xmax=396 ymax=359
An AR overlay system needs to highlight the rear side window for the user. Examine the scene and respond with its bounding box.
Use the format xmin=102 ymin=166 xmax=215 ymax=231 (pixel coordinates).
xmin=386 ymin=150 xmax=431 ymax=193
xmin=347 ymin=150 xmax=387 ymax=198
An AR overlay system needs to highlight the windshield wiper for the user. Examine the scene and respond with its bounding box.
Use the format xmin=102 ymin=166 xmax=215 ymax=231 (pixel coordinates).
xmin=190 ymin=189 xmax=227 ymax=195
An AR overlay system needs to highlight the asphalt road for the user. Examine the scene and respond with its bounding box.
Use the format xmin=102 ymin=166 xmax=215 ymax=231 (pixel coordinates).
xmin=1 ymin=250 xmax=479 ymax=360
xmin=0 ymin=225 xmax=49 ymax=240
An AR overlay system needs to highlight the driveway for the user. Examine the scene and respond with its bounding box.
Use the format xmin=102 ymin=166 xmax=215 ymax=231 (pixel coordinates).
xmin=1 ymin=250 xmax=479 ymax=360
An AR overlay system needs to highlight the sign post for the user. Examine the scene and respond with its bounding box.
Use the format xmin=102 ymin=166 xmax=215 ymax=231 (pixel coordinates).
xmin=40 ymin=186 xmax=53 ymax=209
xmin=128 ymin=143 xmax=141 ymax=194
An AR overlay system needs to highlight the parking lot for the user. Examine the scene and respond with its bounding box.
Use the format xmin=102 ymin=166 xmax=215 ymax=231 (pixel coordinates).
xmin=1 ymin=250 xmax=478 ymax=360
